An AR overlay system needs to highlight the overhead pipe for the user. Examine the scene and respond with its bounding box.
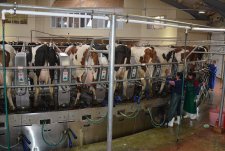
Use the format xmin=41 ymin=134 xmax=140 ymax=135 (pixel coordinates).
xmin=3 ymin=9 xmax=225 ymax=33
xmin=117 ymin=18 xmax=191 ymax=29
xmin=1 ymin=9 xmax=109 ymax=20
xmin=192 ymin=27 xmax=225 ymax=32
xmin=0 ymin=2 xmax=209 ymax=28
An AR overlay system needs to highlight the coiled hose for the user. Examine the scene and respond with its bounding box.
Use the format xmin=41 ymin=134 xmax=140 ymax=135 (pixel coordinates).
xmin=147 ymin=107 xmax=166 ymax=128
xmin=41 ymin=123 xmax=68 ymax=147
xmin=86 ymin=112 xmax=108 ymax=124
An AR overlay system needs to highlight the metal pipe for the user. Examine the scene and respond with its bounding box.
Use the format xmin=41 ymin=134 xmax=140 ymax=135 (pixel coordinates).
xmin=178 ymin=28 xmax=188 ymax=142
xmin=2 ymin=9 xmax=109 ymax=20
xmin=1 ymin=19 xmax=11 ymax=151
xmin=89 ymin=50 xmax=108 ymax=53
xmin=192 ymin=27 xmax=225 ymax=32
xmin=0 ymin=60 xmax=208 ymax=70
xmin=221 ymin=55 xmax=224 ymax=82
xmin=0 ymin=76 xmax=169 ymax=89
xmin=219 ymin=54 xmax=225 ymax=127
xmin=0 ymin=3 xmax=104 ymax=14
xmin=30 ymin=30 xmax=70 ymax=41
xmin=0 ymin=3 xmax=209 ymax=28
xmin=30 ymin=30 xmax=32 ymax=43
xmin=118 ymin=14 xmax=209 ymax=28
xmin=107 ymin=14 xmax=116 ymax=151
xmin=117 ymin=18 xmax=191 ymax=30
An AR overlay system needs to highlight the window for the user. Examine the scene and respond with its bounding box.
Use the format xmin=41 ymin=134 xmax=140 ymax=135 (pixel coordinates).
xmin=5 ymin=14 xmax=28 ymax=24
xmin=51 ymin=12 xmax=123 ymax=29
xmin=62 ymin=17 xmax=68 ymax=28
xmin=74 ymin=18 xmax=79 ymax=28
xmin=147 ymin=16 xmax=165 ymax=30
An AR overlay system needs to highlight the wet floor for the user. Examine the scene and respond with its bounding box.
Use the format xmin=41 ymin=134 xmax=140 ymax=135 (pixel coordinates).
xmin=60 ymin=79 xmax=225 ymax=151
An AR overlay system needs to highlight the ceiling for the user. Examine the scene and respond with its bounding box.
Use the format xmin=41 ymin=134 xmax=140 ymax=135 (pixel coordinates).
xmin=160 ymin=0 xmax=225 ymax=21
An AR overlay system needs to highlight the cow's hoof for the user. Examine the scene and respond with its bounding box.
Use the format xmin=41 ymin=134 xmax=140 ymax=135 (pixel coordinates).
xmin=9 ymin=106 xmax=15 ymax=111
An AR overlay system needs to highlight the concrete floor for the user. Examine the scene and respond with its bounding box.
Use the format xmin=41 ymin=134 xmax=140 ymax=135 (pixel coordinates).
xmin=63 ymin=79 xmax=225 ymax=151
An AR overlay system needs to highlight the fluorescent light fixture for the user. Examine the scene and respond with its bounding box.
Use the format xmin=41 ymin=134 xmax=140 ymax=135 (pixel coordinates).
xmin=198 ymin=11 xmax=205 ymax=14
xmin=192 ymin=27 xmax=225 ymax=32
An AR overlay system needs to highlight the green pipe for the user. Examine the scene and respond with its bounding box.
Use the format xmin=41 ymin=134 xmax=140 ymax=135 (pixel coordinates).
xmin=2 ymin=20 xmax=11 ymax=150
xmin=176 ymin=29 xmax=188 ymax=142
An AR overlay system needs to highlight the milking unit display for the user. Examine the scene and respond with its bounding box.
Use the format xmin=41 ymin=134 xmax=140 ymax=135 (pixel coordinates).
xmin=1 ymin=3 xmax=225 ymax=151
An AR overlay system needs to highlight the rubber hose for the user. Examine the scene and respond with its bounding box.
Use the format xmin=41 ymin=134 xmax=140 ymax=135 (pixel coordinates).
xmin=69 ymin=128 xmax=77 ymax=139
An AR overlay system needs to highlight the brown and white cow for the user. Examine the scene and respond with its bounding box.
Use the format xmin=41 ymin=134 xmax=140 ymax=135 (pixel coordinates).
xmin=65 ymin=44 xmax=100 ymax=104
xmin=166 ymin=46 xmax=208 ymax=72
xmin=0 ymin=43 xmax=16 ymax=110
xmin=131 ymin=46 xmax=175 ymax=96
xmin=66 ymin=44 xmax=131 ymax=104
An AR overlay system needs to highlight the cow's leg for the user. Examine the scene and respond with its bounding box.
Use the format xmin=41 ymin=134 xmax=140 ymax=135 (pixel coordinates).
xmin=74 ymin=88 xmax=81 ymax=105
xmin=159 ymin=69 xmax=167 ymax=94
xmin=46 ymin=75 xmax=54 ymax=101
xmin=123 ymin=70 xmax=128 ymax=98
xmin=90 ymin=86 xmax=96 ymax=100
xmin=6 ymin=72 xmax=15 ymax=110
xmin=34 ymin=75 xmax=39 ymax=107
xmin=7 ymin=88 xmax=14 ymax=110
xmin=138 ymin=68 xmax=146 ymax=96
xmin=113 ymin=71 xmax=117 ymax=96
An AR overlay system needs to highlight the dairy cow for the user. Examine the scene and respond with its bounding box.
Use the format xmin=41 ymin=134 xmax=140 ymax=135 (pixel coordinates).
xmin=0 ymin=42 xmax=16 ymax=110
xmin=26 ymin=44 xmax=59 ymax=107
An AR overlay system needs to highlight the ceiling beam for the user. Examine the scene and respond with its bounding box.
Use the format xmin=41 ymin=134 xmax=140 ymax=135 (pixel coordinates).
xmin=160 ymin=0 xmax=209 ymax=20
xmin=203 ymin=0 xmax=225 ymax=18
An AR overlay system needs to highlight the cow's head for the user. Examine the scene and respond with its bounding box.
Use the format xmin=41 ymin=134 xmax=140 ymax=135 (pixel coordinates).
xmin=139 ymin=47 xmax=157 ymax=72
xmin=140 ymin=47 xmax=156 ymax=64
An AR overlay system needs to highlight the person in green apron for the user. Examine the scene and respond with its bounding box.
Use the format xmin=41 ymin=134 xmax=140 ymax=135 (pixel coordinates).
xmin=183 ymin=72 xmax=199 ymax=120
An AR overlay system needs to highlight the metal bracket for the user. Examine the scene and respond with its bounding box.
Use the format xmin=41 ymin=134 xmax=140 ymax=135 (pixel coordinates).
xmin=13 ymin=2 xmax=17 ymax=15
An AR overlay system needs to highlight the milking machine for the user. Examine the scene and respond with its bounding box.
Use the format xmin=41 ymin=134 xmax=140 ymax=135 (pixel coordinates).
xmin=14 ymin=52 xmax=30 ymax=109
xmin=58 ymin=53 xmax=71 ymax=107
xmin=0 ymin=111 xmax=79 ymax=150
xmin=126 ymin=56 xmax=138 ymax=99
xmin=95 ymin=53 xmax=108 ymax=104
xmin=152 ymin=62 xmax=162 ymax=96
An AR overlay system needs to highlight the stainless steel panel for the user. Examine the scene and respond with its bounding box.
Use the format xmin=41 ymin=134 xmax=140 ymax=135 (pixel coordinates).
xmin=15 ymin=52 xmax=30 ymax=108
xmin=58 ymin=53 xmax=71 ymax=105
xmin=22 ymin=123 xmax=67 ymax=151
xmin=58 ymin=89 xmax=70 ymax=106
xmin=95 ymin=85 xmax=106 ymax=102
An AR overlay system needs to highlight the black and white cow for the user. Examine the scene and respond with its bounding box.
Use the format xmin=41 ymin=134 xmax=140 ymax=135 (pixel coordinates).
xmin=27 ymin=44 xmax=59 ymax=106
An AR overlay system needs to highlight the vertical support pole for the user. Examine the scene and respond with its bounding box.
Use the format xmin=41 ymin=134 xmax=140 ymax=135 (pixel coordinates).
xmin=219 ymin=54 xmax=225 ymax=127
xmin=2 ymin=20 xmax=11 ymax=151
xmin=30 ymin=30 xmax=33 ymax=43
xmin=107 ymin=14 xmax=116 ymax=151
xmin=177 ymin=28 xmax=188 ymax=142
xmin=221 ymin=54 xmax=224 ymax=88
